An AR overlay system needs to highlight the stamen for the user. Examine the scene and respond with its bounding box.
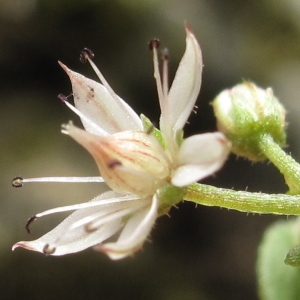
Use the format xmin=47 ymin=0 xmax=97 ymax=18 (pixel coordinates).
xmin=78 ymin=53 xmax=136 ymax=126
xmin=12 ymin=176 xmax=23 ymax=188
xmin=43 ymin=244 xmax=56 ymax=255
xmin=148 ymin=38 xmax=160 ymax=50
xmin=161 ymin=47 xmax=169 ymax=98
xmin=86 ymin=57 xmax=114 ymax=93
xmin=57 ymin=93 xmax=72 ymax=102
xmin=80 ymin=48 xmax=95 ymax=63
xmin=13 ymin=176 xmax=104 ymax=186
xmin=149 ymin=38 xmax=166 ymax=117
xmin=24 ymin=194 xmax=141 ymax=233
xmin=161 ymin=47 xmax=169 ymax=59
xmin=59 ymin=97 xmax=108 ymax=136
xmin=26 ymin=216 xmax=37 ymax=234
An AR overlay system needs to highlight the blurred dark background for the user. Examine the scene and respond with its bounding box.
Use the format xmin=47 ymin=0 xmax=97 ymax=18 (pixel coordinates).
xmin=1 ymin=0 xmax=300 ymax=299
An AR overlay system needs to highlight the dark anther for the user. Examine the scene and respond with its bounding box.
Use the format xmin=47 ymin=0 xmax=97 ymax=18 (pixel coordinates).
xmin=149 ymin=38 xmax=160 ymax=50
xmin=25 ymin=216 xmax=37 ymax=234
xmin=12 ymin=176 xmax=23 ymax=188
xmin=43 ymin=244 xmax=56 ymax=255
xmin=161 ymin=47 xmax=169 ymax=60
xmin=107 ymin=160 xmax=122 ymax=169
xmin=57 ymin=93 xmax=67 ymax=102
xmin=80 ymin=48 xmax=95 ymax=63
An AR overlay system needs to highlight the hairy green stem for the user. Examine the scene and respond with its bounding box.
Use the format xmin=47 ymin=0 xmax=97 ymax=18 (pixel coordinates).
xmin=185 ymin=183 xmax=300 ymax=215
xmin=258 ymin=134 xmax=300 ymax=194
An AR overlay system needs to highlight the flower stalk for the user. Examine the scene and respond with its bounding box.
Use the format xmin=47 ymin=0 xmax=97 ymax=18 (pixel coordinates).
xmin=185 ymin=183 xmax=300 ymax=215
xmin=257 ymin=134 xmax=300 ymax=194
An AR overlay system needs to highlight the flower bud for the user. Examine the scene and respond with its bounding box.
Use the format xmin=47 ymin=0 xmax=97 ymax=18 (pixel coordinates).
xmin=212 ymin=82 xmax=286 ymax=161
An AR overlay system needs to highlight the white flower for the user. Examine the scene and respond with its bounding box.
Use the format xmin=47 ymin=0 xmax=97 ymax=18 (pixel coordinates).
xmin=13 ymin=26 xmax=230 ymax=259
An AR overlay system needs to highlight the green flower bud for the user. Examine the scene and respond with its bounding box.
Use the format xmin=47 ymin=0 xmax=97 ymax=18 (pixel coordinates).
xmin=212 ymin=82 xmax=286 ymax=161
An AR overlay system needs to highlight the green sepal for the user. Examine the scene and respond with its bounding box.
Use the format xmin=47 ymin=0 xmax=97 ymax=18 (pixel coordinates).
xmin=157 ymin=184 xmax=185 ymax=215
xmin=140 ymin=114 xmax=166 ymax=149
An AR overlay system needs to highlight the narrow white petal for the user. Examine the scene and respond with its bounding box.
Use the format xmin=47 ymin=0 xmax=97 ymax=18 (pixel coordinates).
xmin=95 ymin=195 xmax=158 ymax=260
xmin=12 ymin=191 xmax=140 ymax=256
xmin=160 ymin=26 xmax=203 ymax=142
xmin=59 ymin=62 xmax=142 ymax=135
xmin=12 ymin=221 xmax=122 ymax=256
xmin=171 ymin=132 xmax=230 ymax=187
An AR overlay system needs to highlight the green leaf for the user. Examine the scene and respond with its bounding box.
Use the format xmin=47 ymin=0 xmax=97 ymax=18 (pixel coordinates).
xmin=257 ymin=219 xmax=300 ymax=300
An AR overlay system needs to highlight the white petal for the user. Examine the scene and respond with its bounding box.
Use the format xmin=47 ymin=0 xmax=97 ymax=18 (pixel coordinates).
xmin=95 ymin=195 xmax=158 ymax=260
xmin=160 ymin=26 xmax=203 ymax=140
xmin=12 ymin=221 xmax=122 ymax=256
xmin=171 ymin=132 xmax=230 ymax=187
xmin=12 ymin=191 xmax=141 ymax=256
xmin=59 ymin=62 xmax=142 ymax=135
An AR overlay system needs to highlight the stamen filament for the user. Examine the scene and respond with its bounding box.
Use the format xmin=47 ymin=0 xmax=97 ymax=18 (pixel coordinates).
xmin=36 ymin=195 xmax=141 ymax=217
xmin=151 ymin=43 xmax=165 ymax=114
xmin=23 ymin=176 xmax=105 ymax=183
xmin=25 ymin=194 xmax=141 ymax=233
xmin=162 ymin=48 xmax=169 ymax=99
xmin=61 ymin=99 xmax=108 ymax=136
xmin=86 ymin=57 xmax=133 ymax=118
xmin=12 ymin=176 xmax=105 ymax=187
xmin=87 ymin=57 xmax=115 ymax=97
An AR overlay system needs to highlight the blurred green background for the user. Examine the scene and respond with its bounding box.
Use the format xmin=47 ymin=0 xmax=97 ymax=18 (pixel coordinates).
xmin=1 ymin=0 xmax=300 ymax=299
